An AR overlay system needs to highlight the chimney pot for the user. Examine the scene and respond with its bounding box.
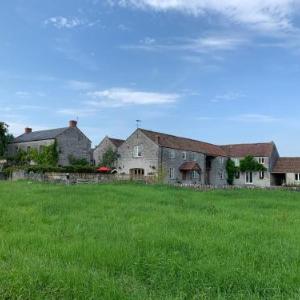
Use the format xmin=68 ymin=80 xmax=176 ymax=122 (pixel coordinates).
xmin=25 ymin=127 xmax=32 ymax=134
xmin=69 ymin=120 xmax=77 ymax=128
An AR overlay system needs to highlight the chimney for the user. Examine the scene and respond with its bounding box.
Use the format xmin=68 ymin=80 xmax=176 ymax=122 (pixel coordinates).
xmin=25 ymin=127 xmax=32 ymax=134
xmin=69 ymin=120 xmax=77 ymax=128
xmin=156 ymin=135 xmax=160 ymax=145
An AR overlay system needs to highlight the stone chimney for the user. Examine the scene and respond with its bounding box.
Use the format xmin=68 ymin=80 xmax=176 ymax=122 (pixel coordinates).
xmin=69 ymin=120 xmax=77 ymax=128
xmin=25 ymin=127 xmax=32 ymax=134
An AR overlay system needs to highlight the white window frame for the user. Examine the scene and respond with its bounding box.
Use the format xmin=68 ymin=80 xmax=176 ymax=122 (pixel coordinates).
xmin=259 ymin=171 xmax=265 ymax=180
xmin=258 ymin=157 xmax=265 ymax=164
xmin=295 ymin=173 xmax=300 ymax=181
xmin=220 ymin=171 xmax=224 ymax=180
xmin=182 ymin=151 xmax=187 ymax=160
xmin=169 ymin=168 xmax=175 ymax=179
xmin=220 ymin=157 xmax=224 ymax=164
xmin=191 ymin=170 xmax=198 ymax=179
xmin=245 ymin=172 xmax=253 ymax=184
xmin=133 ymin=145 xmax=142 ymax=158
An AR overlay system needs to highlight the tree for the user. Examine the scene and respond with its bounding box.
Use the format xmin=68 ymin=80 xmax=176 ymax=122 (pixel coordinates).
xmin=100 ymin=147 xmax=119 ymax=168
xmin=226 ymin=159 xmax=238 ymax=185
xmin=239 ymin=155 xmax=267 ymax=172
xmin=0 ymin=122 xmax=13 ymax=158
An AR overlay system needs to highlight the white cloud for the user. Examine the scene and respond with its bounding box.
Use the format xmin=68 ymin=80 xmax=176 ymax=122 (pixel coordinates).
xmin=123 ymin=35 xmax=247 ymax=53
xmin=66 ymin=80 xmax=95 ymax=91
xmin=211 ymin=92 xmax=245 ymax=103
xmin=57 ymin=108 xmax=97 ymax=117
xmin=44 ymin=17 xmax=84 ymax=29
xmin=87 ymin=88 xmax=180 ymax=107
xmin=229 ymin=114 xmax=281 ymax=123
xmin=114 ymin=0 xmax=297 ymax=31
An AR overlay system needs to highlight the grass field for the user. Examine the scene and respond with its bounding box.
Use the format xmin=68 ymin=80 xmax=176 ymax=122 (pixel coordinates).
xmin=0 ymin=181 xmax=300 ymax=299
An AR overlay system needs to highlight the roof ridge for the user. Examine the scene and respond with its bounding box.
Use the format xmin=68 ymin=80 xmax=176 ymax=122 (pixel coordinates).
xmin=140 ymin=128 xmax=222 ymax=148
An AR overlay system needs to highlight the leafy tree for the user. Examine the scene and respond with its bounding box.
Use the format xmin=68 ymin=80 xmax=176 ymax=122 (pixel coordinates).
xmin=0 ymin=122 xmax=13 ymax=158
xmin=100 ymin=147 xmax=119 ymax=168
xmin=226 ymin=159 xmax=238 ymax=185
xmin=239 ymin=155 xmax=267 ymax=172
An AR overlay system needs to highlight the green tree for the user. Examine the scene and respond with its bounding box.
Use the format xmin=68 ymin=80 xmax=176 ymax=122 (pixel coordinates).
xmin=0 ymin=122 xmax=13 ymax=158
xmin=226 ymin=159 xmax=238 ymax=185
xmin=239 ymin=155 xmax=267 ymax=172
xmin=100 ymin=147 xmax=119 ymax=168
xmin=68 ymin=154 xmax=89 ymax=166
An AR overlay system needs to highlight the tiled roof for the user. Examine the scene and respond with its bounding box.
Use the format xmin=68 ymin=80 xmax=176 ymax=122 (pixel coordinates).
xmin=12 ymin=128 xmax=69 ymax=143
xmin=272 ymin=158 xmax=300 ymax=173
xmin=221 ymin=143 xmax=275 ymax=157
xmin=140 ymin=129 xmax=226 ymax=157
xmin=108 ymin=138 xmax=125 ymax=148
xmin=179 ymin=161 xmax=201 ymax=171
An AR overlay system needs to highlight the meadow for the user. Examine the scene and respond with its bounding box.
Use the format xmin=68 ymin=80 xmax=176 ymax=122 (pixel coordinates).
xmin=0 ymin=181 xmax=300 ymax=299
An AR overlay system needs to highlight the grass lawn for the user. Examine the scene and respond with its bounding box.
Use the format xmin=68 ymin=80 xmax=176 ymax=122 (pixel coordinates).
xmin=0 ymin=181 xmax=300 ymax=299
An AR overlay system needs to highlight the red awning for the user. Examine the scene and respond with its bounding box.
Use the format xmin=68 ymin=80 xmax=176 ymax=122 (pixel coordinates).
xmin=97 ymin=166 xmax=112 ymax=172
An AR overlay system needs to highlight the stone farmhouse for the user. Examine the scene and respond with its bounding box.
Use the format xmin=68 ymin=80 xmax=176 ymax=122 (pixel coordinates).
xmin=93 ymin=136 xmax=124 ymax=166
xmin=221 ymin=142 xmax=280 ymax=187
xmin=7 ymin=120 xmax=91 ymax=166
xmin=96 ymin=128 xmax=300 ymax=187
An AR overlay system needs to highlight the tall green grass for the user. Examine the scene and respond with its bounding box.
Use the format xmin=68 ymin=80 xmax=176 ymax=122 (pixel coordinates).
xmin=0 ymin=181 xmax=300 ymax=299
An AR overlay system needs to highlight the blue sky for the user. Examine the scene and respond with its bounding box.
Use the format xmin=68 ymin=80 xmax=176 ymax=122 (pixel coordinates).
xmin=1 ymin=0 xmax=300 ymax=155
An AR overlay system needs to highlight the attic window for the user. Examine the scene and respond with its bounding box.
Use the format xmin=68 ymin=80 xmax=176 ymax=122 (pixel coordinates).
xmin=259 ymin=157 xmax=265 ymax=164
xmin=133 ymin=145 xmax=142 ymax=157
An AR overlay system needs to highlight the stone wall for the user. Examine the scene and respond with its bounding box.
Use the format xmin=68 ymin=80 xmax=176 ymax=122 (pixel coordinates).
xmin=7 ymin=139 xmax=55 ymax=156
xmin=117 ymin=129 xmax=159 ymax=176
xmin=93 ymin=137 xmax=117 ymax=166
xmin=10 ymin=170 xmax=131 ymax=184
xmin=56 ymin=127 xmax=91 ymax=166
xmin=209 ymin=157 xmax=228 ymax=186
xmin=160 ymin=147 xmax=205 ymax=184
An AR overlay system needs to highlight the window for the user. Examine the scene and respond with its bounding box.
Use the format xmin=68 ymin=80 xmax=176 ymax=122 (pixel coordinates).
xmin=246 ymin=172 xmax=253 ymax=184
xmin=235 ymin=171 xmax=240 ymax=179
xmin=259 ymin=157 xmax=265 ymax=164
xmin=220 ymin=171 xmax=225 ymax=180
xmin=295 ymin=174 xmax=300 ymax=181
xmin=220 ymin=157 xmax=224 ymax=164
xmin=169 ymin=149 xmax=176 ymax=159
xmin=233 ymin=158 xmax=240 ymax=166
xmin=192 ymin=153 xmax=197 ymax=161
xmin=259 ymin=171 xmax=265 ymax=180
xmin=192 ymin=170 xmax=199 ymax=179
xmin=133 ymin=145 xmax=142 ymax=157
xmin=169 ymin=168 xmax=175 ymax=179
xmin=182 ymin=151 xmax=187 ymax=160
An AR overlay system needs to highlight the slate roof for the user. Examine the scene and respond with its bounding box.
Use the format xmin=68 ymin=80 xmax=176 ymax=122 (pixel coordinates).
xmin=179 ymin=161 xmax=202 ymax=171
xmin=12 ymin=128 xmax=69 ymax=143
xmin=108 ymin=138 xmax=125 ymax=148
xmin=140 ymin=129 xmax=226 ymax=157
xmin=272 ymin=158 xmax=300 ymax=173
xmin=220 ymin=143 xmax=275 ymax=157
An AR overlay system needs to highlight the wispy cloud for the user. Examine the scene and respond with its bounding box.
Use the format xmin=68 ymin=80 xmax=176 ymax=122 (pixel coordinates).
xmin=87 ymin=88 xmax=180 ymax=107
xmin=57 ymin=108 xmax=97 ymax=117
xmin=229 ymin=114 xmax=281 ymax=123
xmin=122 ymin=35 xmax=247 ymax=54
xmin=66 ymin=80 xmax=95 ymax=91
xmin=211 ymin=92 xmax=245 ymax=103
xmin=44 ymin=17 xmax=84 ymax=29
xmin=114 ymin=0 xmax=298 ymax=32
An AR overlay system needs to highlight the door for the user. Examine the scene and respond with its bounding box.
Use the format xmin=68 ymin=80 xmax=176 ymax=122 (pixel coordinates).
xmin=130 ymin=168 xmax=145 ymax=180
